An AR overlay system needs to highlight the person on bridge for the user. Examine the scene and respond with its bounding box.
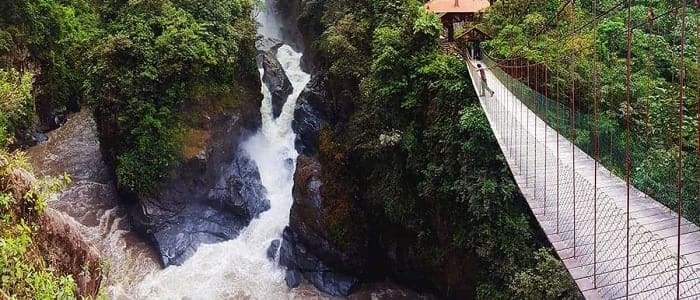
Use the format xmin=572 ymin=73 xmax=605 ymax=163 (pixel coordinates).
xmin=477 ymin=64 xmax=494 ymax=97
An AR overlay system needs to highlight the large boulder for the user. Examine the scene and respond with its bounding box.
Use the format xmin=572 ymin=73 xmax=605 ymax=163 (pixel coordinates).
xmin=123 ymin=103 xmax=268 ymax=266
xmin=292 ymin=73 xmax=329 ymax=156
xmin=144 ymin=200 xmax=248 ymax=266
xmin=279 ymin=228 xmax=359 ymax=297
xmin=277 ymin=155 xmax=369 ymax=296
xmin=208 ymin=150 xmax=269 ymax=224
xmin=256 ymin=37 xmax=284 ymax=54
xmin=260 ymin=51 xmax=293 ymax=118
xmin=289 ymin=156 xmax=368 ymax=273
xmin=37 ymin=208 xmax=103 ymax=298
xmin=139 ymin=148 xmax=269 ymax=266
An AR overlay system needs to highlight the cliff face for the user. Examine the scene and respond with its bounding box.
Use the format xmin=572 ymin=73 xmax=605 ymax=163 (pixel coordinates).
xmin=275 ymin=1 xmax=569 ymax=298
xmin=284 ymin=87 xmax=485 ymax=297
xmin=123 ymin=81 xmax=267 ymax=266
xmin=276 ymin=1 xmax=485 ymax=296
xmin=1 ymin=47 xmax=70 ymax=148
xmin=83 ymin=0 xmax=268 ymax=266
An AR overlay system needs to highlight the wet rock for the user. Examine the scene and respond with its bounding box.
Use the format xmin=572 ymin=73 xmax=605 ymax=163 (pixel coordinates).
xmin=138 ymin=140 xmax=269 ymax=266
xmin=279 ymin=228 xmax=323 ymax=272
xmin=279 ymin=227 xmax=359 ymax=296
xmin=285 ymin=269 xmax=302 ymax=288
xmin=292 ymin=74 xmax=329 ymax=156
xmin=49 ymin=106 xmax=68 ymax=130
xmin=279 ymin=155 xmax=371 ymax=296
xmin=292 ymin=98 xmax=321 ymax=156
xmin=260 ymin=51 xmax=293 ymax=118
xmin=267 ymin=239 xmax=281 ymax=260
xmin=209 ymin=150 xmax=270 ymax=224
xmin=256 ymin=37 xmax=284 ymax=54
xmin=191 ymin=149 xmax=208 ymax=174
xmin=289 ymin=156 xmax=368 ymax=273
xmin=146 ymin=199 xmax=248 ymax=266
xmin=305 ymin=271 xmax=359 ymax=297
xmin=130 ymin=75 xmax=263 ymax=266
xmin=32 ymin=132 xmax=48 ymax=144
xmin=299 ymin=73 xmax=330 ymax=114
xmin=37 ymin=208 xmax=103 ymax=298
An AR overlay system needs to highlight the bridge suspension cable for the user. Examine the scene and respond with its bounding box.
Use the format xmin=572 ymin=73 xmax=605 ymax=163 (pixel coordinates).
xmin=676 ymin=0 xmax=688 ymax=297
xmin=593 ymin=0 xmax=600 ymax=288
xmin=624 ymin=0 xmax=632 ymax=295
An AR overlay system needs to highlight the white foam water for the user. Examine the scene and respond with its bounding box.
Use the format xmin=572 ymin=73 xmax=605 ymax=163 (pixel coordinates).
xmin=131 ymin=14 xmax=323 ymax=299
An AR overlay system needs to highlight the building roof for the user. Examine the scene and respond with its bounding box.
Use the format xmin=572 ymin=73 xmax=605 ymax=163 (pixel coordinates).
xmin=456 ymin=26 xmax=492 ymax=41
xmin=424 ymin=0 xmax=491 ymax=13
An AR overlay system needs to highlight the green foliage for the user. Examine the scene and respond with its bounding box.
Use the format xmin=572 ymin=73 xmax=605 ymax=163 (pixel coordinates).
xmin=0 ymin=216 xmax=77 ymax=300
xmin=0 ymin=69 xmax=33 ymax=147
xmin=413 ymin=7 xmax=441 ymax=46
xmin=0 ymin=0 xmax=101 ymax=112
xmin=508 ymin=248 xmax=579 ymax=299
xmin=86 ymin=0 xmax=257 ymax=196
xmin=0 ymin=152 xmax=75 ymax=299
xmin=319 ymin=14 xmax=371 ymax=83
xmin=0 ymin=0 xmax=258 ymax=195
xmin=306 ymin=0 xmax=578 ymax=297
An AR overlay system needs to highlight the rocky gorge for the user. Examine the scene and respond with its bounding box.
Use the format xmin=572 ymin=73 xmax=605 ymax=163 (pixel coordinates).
xmin=1 ymin=0 xmax=580 ymax=298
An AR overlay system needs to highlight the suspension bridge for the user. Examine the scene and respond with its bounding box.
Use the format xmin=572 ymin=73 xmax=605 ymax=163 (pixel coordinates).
xmin=464 ymin=56 xmax=700 ymax=299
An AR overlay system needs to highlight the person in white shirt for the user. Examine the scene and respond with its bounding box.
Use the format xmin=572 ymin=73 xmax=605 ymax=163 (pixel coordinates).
xmin=476 ymin=64 xmax=494 ymax=97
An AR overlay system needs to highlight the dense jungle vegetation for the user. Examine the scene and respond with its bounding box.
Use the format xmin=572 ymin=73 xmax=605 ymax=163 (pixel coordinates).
xmin=483 ymin=0 xmax=700 ymax=222
xmin=7 ymin=0 xmax=677 ymax=298
xmin=0 ymin=1 xmax=88 ymax=297
xmin=0 ymin=0 xmax=258 ymax=298
xmin=298 ymin=0 xmax=579 ymax=298
xmin=0 ymin=0 xmax=259 ymax=196
xmin=1 ymin=0 xmax=582 ymax=298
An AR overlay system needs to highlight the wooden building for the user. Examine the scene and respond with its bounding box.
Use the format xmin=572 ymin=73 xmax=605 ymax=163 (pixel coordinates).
xmin=456 ymin=26 xmax=491 ymax=59
xmin=424 ymin=0 xmax=491 ymax=42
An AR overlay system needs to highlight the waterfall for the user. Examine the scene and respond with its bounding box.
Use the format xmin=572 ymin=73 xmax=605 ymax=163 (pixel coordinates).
xmin=131 ymin=10 xmax=320 ymax=299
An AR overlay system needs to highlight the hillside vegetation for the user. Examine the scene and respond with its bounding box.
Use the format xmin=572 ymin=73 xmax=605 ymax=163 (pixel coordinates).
xmin=0 ymin=0 xmax=260 ymax=298
xmin=292 ymin=0 xmax=580 ymax=297
xmin=1 ymin=0 xmax=259 ymax=196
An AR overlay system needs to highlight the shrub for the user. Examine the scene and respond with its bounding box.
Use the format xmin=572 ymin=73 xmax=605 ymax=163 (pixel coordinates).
xmin=0 ymin=151 xmax=75 ymax=299
xmin=0 ymin=69 xmax=33 ymax=147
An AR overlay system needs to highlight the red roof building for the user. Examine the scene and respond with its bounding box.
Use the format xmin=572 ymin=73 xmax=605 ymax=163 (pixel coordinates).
xmin=424 ymin=0 xmax=491 ymax=41
xmin=425 ymin=0 xmax=491 ymax=13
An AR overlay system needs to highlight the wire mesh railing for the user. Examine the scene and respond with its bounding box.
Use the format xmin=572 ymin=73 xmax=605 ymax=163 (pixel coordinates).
xmin=466 ymin=54 xmax=700 ymax=299
xmin=482 ymin=55 xmax=694 ymax=220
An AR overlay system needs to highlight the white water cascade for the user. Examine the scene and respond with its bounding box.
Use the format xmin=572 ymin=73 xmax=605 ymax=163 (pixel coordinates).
xmin=131 ymin=12 xmax=324 ymax=299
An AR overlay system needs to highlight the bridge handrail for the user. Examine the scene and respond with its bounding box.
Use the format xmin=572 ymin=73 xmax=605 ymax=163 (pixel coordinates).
xmin=479 ymin=55 xmax=628 ymax=178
